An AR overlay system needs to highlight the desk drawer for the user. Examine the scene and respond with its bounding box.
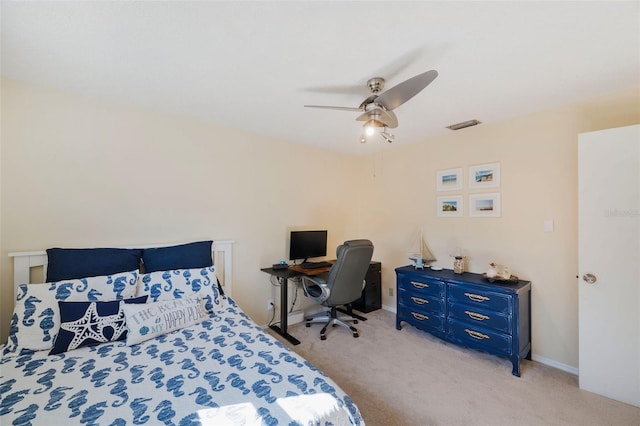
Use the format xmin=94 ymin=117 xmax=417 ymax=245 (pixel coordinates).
xmin=448 ymin=283 xmax=511 ymax=314
xmin=447 ymin=303 xmax=511 ymax=334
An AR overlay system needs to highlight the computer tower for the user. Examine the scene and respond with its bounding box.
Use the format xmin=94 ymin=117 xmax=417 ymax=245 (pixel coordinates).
xmin=351 ymin=261 xmax=381 ymax=313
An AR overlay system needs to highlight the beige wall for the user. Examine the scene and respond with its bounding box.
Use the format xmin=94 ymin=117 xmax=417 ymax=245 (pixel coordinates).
xmin=1 ymin=77 xmax=638 ymax=371
xmin=355 ymin=86 xmax=640 ymax=370
xmin=0 ymin=78 xmax=361 ymax=341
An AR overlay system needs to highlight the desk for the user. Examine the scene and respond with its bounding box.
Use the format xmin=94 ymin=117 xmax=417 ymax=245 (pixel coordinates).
xmin=261 ymin=262 xmax=374 ymax=345
xmin=260 ymin=267 xmax=307 ymax=345
xmin=288 ymin=264 xmax=331 ymax=275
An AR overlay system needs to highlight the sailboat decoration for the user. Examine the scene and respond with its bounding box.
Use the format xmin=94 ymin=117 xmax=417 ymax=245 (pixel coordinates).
xmin=409 ymin=230 xmax=437 ymax=270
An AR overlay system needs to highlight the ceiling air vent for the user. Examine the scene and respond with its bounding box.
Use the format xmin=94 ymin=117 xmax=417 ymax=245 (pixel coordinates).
xmin=447 ymin=119 xmax=481 ymax=131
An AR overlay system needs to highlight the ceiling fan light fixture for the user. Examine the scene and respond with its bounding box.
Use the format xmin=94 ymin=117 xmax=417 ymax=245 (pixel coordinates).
xmin=359 ymin=124 xmax=394 ymax=144
xmin=364 ymin=117 xmax=385 ymax=136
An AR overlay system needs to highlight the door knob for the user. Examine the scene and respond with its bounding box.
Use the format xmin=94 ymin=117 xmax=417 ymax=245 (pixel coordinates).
xmin=582 ymin=273 xmax=597 ymax=284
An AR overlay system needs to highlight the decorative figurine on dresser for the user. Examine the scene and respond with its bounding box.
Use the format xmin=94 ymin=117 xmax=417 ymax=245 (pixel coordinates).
xmin=395 ymin=264 xmax=531 ymax=376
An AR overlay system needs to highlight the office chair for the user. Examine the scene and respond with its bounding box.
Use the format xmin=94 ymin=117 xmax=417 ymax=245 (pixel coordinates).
xmin=302 ymin=239 xmax=374 ymax=340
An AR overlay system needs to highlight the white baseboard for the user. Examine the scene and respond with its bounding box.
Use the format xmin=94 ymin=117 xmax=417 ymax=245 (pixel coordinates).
xmin=532 ymin=354 xmax=578 ymax=375
xmin=261 ymin=309 xmax=312 ymax=329
xmin=382 ymin=304 xmax=396 ymax=314
xmin=288 ymin=310 xmax=304 ymax=325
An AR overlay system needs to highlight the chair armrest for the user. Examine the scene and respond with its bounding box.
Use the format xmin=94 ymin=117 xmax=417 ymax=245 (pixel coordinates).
xmin=302 ymin=274 xmax=327 ymax=287
xmin=301 ymin=275 xmax=331 ymax=304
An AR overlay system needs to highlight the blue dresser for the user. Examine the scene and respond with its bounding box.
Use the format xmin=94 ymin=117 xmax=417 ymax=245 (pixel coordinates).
xmin=395 ymin=266 xmax=531 ymax=376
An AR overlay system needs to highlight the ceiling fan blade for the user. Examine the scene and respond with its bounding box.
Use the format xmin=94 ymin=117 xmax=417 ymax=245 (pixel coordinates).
xmin=384 ymin=110 xmax=399 ymax=128
xmin=358 ymin=95 xmax=378 ymax=110
xmin=372 ymin=47 xmax=424 ymax=83
xmin=304 ymin=48 xmax=424 ymax=96
xmin=355 ymin=109 xmax=399 ymax=129
xmin=304 ymin=105 xmax=363 ymax=112
xmin=301 ymin=85 xmax=364 ymax=95
xmin=355 ymin=111 xmax=369 ymax=122
xmin=376 ymin=70 xmax=438 ymax=111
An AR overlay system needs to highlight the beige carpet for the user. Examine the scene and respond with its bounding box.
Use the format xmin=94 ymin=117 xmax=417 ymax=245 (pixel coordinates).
xmin=270 ymin=309 xmax=640 ymax=426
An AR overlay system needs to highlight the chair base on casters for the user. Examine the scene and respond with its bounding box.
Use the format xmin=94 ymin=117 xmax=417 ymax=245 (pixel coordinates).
xmin=305 ymin=306 xmax=359 ymax=340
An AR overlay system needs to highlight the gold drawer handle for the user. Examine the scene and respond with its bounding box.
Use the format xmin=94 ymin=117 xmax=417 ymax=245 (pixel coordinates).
xmin=411 ymin=296 xmax=429 ymax=305
xmin=411 ymin=312 xmax=429 ymax=321
xmin=465 ymin=329 xmax=490 ymax=340
xmin=465 ymin=311 xmax=490 ymax=321
xmin=464 ymin=292 xmax=490 ymax=302
xmin=411 ymin=281 xmax=429 ymax=289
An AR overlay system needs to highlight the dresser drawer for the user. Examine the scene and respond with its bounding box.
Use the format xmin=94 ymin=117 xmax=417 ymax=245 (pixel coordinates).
xmin=447 ymin=319 xmax=512 ymax=354
xmin=448 ymin=283 xmax=512 ymax=314
xmin=400 ymin=291 xmax=444 ymax=315
xmin=447 ymin=303 xmax=512 ymax=334
xmin=397 ymin=274 xmax=444 ymax=298
xmin=400 ymin=308 xmax=444 ymax=333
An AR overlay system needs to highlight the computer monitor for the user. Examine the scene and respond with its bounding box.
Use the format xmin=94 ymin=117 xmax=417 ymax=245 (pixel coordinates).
xmin=289 ymin=230 xmax=328 ymax=263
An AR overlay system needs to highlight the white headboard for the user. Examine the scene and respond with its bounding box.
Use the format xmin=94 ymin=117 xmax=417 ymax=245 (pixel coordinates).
xmin=8 ymin=240 xmax=234 ymax=301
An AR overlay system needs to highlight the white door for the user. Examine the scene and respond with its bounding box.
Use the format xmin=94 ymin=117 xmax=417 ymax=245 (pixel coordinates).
xmin=578 ymin=124 xmax=639 ymax=407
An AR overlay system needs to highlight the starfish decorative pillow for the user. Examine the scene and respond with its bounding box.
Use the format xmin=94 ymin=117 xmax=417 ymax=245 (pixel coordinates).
xmin=49 ymin=296 xmax=147 ymax=355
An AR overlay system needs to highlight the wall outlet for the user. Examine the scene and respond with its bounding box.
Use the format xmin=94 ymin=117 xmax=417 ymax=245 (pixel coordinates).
xmin=267 ymin=300 xmax=274 ymax=310
xmin=388 ymin=287 xmax=394 ymax=297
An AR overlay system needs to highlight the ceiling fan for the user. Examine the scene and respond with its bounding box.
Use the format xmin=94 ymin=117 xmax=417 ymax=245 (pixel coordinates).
xmin=304 ymin=70 xmax=438 ymax=143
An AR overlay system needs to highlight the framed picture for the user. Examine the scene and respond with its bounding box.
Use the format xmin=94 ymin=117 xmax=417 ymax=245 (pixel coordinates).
xmin=436 ymin=168 xmax=463 ymax=191
xmin=437 ymin=195 xmax=463 ymax=217
xmin=469 ymin=192 xmax=501 ymax=217
xmin=468 ymin=162 xmax=500 ymax=188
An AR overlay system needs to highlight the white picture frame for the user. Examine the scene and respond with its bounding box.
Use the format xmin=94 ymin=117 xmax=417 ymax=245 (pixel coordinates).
xmin=469 ymin=192 xmax=501 ymax=217
xmin=437 ymin=195 xmax=463 ymax=217
xmin=469 ymin=162 xmax=500 ymax=188
xmin=436 ymin=168 xmax=463 ymax=191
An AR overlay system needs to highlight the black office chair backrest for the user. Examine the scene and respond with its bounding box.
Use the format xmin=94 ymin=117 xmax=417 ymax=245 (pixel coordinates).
xmin=325 ymin=239 xmax=374 ymax=306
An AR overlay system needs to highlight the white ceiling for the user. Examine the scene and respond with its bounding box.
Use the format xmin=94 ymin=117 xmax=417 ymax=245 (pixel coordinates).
xmin=2 ymin=1 xmax=639 ymax=155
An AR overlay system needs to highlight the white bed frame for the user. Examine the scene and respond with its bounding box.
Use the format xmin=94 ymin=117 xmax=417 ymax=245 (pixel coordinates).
xmin=8 ymin=240 xmax=234 ymax=301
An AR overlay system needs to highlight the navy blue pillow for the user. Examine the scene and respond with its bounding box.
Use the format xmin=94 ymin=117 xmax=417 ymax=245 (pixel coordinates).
xmin=46 ymin=248 xmax=142 ymax=282
xmin=142 ymin=241 xmax=213 ymax=273
xmin=49 ymin=296 xmax=148 ymax=355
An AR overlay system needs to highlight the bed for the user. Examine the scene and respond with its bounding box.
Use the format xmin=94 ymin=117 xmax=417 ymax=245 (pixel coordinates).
xmin=0 ymin=240 xmax=364 ymax=425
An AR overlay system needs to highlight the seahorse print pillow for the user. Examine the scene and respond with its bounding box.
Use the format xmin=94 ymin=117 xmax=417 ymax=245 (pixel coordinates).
xmin=136 ymin=266 xmax=223 ymax=313
xmin=6 ymin=270 xmax=139 ymax=352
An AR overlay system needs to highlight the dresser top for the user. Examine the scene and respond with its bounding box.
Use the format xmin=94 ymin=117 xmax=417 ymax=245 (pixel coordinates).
xmin=396 ymin=265 xmax=531 ymax=292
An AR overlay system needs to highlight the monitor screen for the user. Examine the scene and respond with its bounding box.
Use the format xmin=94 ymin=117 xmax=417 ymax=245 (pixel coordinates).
xmin=289 ymin=230 xmax=328 ymax=261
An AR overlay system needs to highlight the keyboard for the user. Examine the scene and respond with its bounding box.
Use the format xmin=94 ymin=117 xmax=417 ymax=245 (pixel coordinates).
xmin=300 ymin=261 xmax=331 ymax=269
